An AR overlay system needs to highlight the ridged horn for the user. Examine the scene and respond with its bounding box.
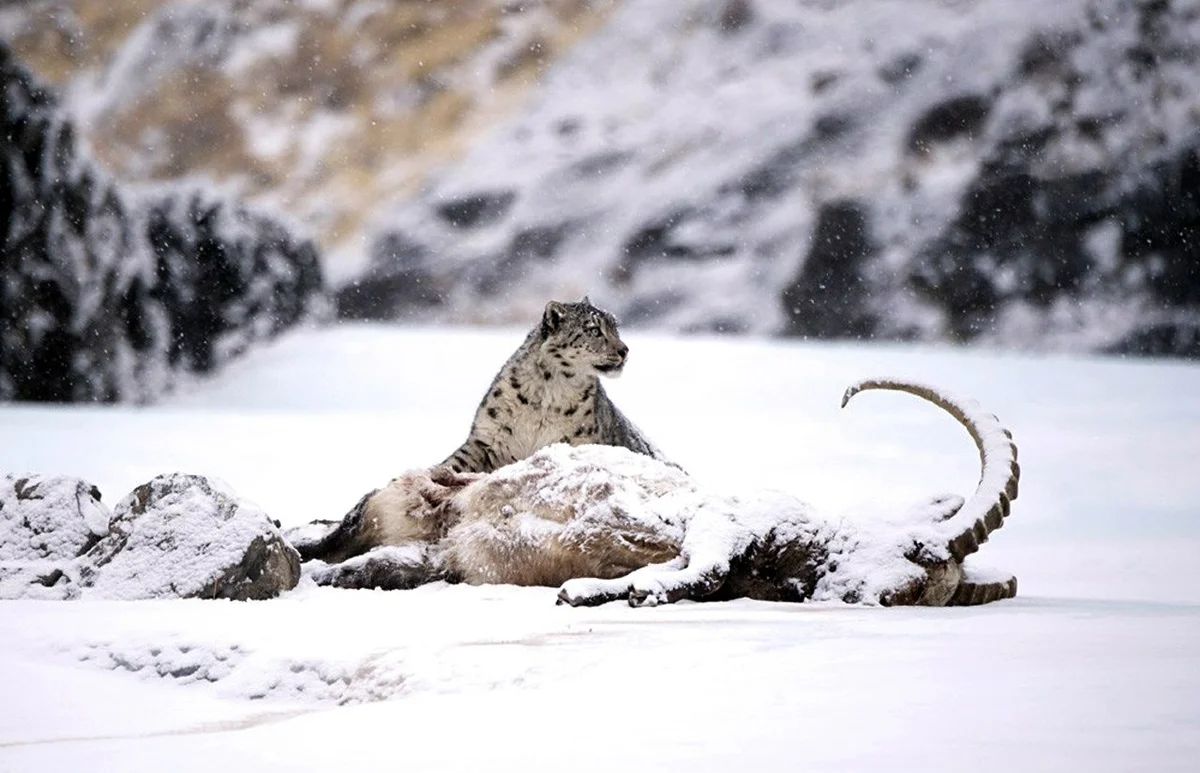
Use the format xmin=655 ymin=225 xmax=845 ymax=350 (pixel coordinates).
xmin=841 ymin=378 xmax=1020 ymax=562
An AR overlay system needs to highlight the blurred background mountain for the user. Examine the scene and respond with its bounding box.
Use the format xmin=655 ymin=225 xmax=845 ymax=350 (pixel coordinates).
xmin=3 ymin=0 xmax=1199 ymax=401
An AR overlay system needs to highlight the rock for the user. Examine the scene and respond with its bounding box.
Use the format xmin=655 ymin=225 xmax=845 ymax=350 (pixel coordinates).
xmin=471 ymin=222 xmax=576 ymax=295
xmin=335 ymin=232 xmax=444 ymax=321
xmin=781 ymin=199 xmax=877 ymax=340
xmin=715 ymin=0 xmax=756 ymax=35
xmin=905 ymin=94 xmax=992 ymax=156
xmin=81 ymin=474 xmax=300 ymax=601
xmin=0 ymin=471 xmax=301 ymax=600
xmin=0 ymin=474 xmax=111 ymax=599
xmin=435 ymin=191 xmax=517 ymax=229
xmin=0 ymin=42 xmax=328 ymax=403
xmin=141 ymin=190 xmax=327 ymax=375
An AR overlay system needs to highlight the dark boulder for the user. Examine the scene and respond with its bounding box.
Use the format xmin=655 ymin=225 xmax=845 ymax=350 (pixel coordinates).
xmin=435 ymin=190 xmax=517 ymax=229
xmin=781 ymin=199 xmax=878 ymax=340
xmin=335 ymin=231 xmax=443 ymax=320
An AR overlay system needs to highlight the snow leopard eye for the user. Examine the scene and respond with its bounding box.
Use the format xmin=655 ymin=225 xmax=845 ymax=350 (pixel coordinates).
xmin=586 ymin=326 xmax=601 ymax=337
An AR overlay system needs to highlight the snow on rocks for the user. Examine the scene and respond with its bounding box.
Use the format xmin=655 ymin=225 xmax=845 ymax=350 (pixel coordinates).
xmin=0 ymin=472 xmax=300 ymax=600
xmin=0 ymin=474 xmax=110 ymax=600
xmin=83 ymin=474 xmax=301 ymax=601
xmin=0 ymin=42 xmax=328 ymax=404
xmin=342 ymin=0 xmax=1200 ymax=357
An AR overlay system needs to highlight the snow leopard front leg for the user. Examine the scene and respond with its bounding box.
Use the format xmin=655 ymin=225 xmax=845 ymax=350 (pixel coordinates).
xmin=442 ymin=437 xmax=504 ymax=473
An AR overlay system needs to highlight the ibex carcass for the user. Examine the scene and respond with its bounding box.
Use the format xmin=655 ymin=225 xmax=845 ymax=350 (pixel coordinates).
xmin=292 ymin=379 xmax=1020 ymax=607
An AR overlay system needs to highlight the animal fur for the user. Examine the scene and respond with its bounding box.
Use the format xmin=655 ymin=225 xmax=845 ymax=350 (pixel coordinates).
xmin=298 ymin=297 xmax=672 ymax=565
xmin=440 ymin=298 xmax=670 ymax=473
xmin=292 ymin=379 xmax=1021 ymax=607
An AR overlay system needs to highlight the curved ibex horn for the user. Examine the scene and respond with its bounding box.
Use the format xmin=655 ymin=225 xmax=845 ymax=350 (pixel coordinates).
xmin=842 ymin=378 xmax=1020 ymax=561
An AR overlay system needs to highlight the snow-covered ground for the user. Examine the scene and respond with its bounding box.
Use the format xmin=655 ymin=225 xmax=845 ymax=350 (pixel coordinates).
xmin=2 ymin=325 xmax=1198 ymax=771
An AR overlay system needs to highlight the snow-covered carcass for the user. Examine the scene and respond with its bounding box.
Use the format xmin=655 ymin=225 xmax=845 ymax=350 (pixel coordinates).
xmin=293 ymin=379 xmax=1020 ymax=607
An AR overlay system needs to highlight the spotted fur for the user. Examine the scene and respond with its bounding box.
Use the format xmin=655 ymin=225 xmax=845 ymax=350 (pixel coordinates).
xmin=440 ymin=298 xmax=672 ymax=473
xmin=292 ymin=298 xmax=673 ymax=565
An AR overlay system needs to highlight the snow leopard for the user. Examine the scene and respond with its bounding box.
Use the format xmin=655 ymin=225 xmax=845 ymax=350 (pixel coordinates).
xmin=293 ymin=298 xmax=673 ymax=564
xmin=439 ymin=297 xmax=672 ymax=473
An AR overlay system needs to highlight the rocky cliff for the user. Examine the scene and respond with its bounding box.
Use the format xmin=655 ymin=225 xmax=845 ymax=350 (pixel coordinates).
xmin=347 ymin=0 xmax=1200 ymax=355
xmin=1 ymin=43 xmax=326 ymax=402
xmin=4 ymin=0 xmax=1197 ymax=356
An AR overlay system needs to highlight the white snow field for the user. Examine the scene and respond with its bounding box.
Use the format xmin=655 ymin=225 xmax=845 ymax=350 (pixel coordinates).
xmin=1 ymin=324 xmax=1198 ymax=772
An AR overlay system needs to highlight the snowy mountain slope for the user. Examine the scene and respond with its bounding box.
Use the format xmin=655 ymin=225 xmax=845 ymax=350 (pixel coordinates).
xmin=0 ymin=0 xmax=610 ymax=259
xmin=348 ymin=0 xmax=1200 ymax=355
xmin=4 ymin=0 xmax=1198 ymax=358
xmin=0 ymin=328 xmax=1198 ymax=771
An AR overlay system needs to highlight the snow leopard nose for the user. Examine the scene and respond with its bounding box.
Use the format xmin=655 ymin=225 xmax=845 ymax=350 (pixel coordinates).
xmin=616 ymin=343 xmax=628 ymax=359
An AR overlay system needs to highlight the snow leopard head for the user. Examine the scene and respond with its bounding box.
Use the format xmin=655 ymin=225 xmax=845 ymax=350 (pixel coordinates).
xmin=539 ymin=297 xmax=629 ymax=377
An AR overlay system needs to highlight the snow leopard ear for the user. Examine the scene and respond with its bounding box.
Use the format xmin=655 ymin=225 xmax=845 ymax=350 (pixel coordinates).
xmin=542 ymin=301 xmax=567 ymax=334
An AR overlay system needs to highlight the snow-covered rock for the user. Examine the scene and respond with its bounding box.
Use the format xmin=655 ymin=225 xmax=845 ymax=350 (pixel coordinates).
xmin=0 ymin=41 xmax=328 ymax=403
xmin=0 ymin=471 xmax=300 ymax=600
xmin=0 ymin=474 xmax=110 ymax=600
xmin=82 ymin=474 xmax=301 ymax=601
